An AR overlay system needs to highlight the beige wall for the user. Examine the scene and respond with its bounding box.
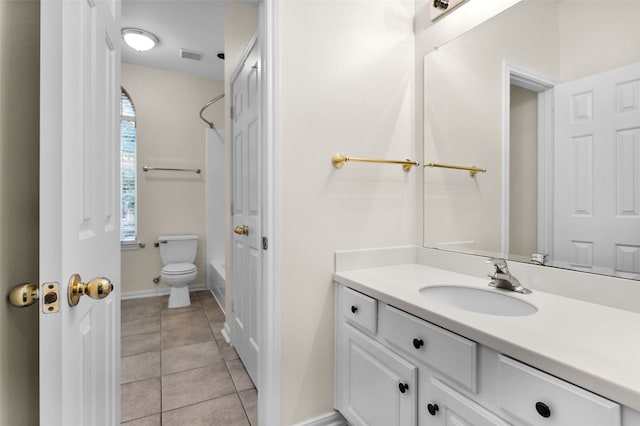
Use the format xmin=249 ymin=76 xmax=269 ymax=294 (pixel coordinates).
xmin=277 ymin=0 xmax=415 ymax=423
xmin=558 ymin=1 xmax=640 ymax=81
xmin=223 ymin=2 xmax=257 ymax=316
xmin=0 ymin=0 xmax=40 ymax=424
xmin=121 ymin=64 xmax=223 ymax=295
xmin=509 ymin=85 xmax=538 ymax=258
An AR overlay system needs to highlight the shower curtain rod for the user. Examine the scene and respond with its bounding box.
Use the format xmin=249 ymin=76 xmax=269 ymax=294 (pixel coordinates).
xmin=199 ymin=93 xmax=225 ymax=129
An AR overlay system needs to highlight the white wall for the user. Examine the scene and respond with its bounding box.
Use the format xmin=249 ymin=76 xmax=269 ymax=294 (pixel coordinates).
xmin=421 ymin=1 xmax=559 ymax=254
xmin=276 ymin=0 xmax=415 ymax=423
xmin=0 ymin=1 xmax=40 ymax=424
xmin=120 ymin=64 xmax=223 ymax=295
xmin=415 ymin=0 xmax=521 ymax=249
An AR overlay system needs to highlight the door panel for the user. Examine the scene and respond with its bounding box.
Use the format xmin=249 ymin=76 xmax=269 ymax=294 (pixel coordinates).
xmin=40 ymin=0 xmax=121 ymax=424
xmin=554 ymin=63 xmax=640 ymax=278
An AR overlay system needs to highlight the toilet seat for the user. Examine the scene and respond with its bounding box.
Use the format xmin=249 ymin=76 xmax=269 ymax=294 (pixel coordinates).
xmin=162 ymin=263 xmax=197 ymax=275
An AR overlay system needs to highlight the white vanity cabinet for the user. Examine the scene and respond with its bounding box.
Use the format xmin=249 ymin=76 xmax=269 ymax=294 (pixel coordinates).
xmin=336 ymin=287 xmax=417 ymax=426
xmin=335 ymin=283 xmax=627 ymax=426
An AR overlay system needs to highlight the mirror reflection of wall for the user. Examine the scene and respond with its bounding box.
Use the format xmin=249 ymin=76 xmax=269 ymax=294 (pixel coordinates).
xmin=509 ymin=84 xmax=537 ymax=260
xmin=423 ymin=0 xmax=640 ymax=279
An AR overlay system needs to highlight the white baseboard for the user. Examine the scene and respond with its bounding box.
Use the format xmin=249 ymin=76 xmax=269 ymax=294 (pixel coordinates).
xmin=121 ymin=283 xmax=207 ymax=300
xmin=292 ymin=411 xmax=347 ymax=426
xmin=221 ymin=322 xmax=231 ymax=344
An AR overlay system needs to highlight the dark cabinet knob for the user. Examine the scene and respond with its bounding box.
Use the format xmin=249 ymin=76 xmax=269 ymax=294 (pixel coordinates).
xmin=398 ymin=383 xmax=409 ymax=393
xmin=427 ymin=403 xmax=439 ymax=416
xmin=535 ymin=402 xmax=551 ymax=418
xmin=412 ymin=338 xmax=424 ymax=349
xmin=350 ymin=305 xmax=358 ymax=314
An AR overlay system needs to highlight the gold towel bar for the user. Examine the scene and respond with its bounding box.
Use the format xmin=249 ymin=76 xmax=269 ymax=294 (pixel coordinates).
xmin=424 ymin=162 xmax=486 ymax=177
xmin=332 ymin=153 xmax=419 ymax=172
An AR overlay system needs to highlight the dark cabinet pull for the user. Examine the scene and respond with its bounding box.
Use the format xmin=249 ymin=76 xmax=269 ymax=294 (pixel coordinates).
xmin=398 ymin=383 xmax=409 ymax=393
xmin=351 ymin=305 xmax=358 ymax=314
xmin=535 ymin=402 xmax=551 ymax=418
xmin=427 ymin=403 xmax=439 ymax=416
xmin=412 ymin=338 xmax=424 ymax=349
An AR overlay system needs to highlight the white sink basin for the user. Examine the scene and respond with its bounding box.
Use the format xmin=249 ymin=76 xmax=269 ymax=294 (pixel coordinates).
xmin=418 ymin=285 xmax=537 ymax=316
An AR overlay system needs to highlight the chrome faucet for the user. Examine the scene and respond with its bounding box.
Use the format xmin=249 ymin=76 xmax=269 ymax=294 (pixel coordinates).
xmin=486 ymin=258 xmax=532 ymax=294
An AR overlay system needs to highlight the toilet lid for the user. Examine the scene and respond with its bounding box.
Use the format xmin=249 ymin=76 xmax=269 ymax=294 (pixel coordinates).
xmin=162 ymin=263 xmax=197 ymax=275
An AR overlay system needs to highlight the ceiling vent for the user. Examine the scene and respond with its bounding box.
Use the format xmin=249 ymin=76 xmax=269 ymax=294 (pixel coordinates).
xmin=180 ymin=49 xmax=203 ymax=61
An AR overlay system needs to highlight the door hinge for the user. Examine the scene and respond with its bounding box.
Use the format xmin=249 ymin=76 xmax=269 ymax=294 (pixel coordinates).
xmin=231 ymin=299 xmax=235 ymax=312
xmin=262 ymin=236 xmax=269 ymax=250
xmin=230 ymin=106 xmax=235 ymax=120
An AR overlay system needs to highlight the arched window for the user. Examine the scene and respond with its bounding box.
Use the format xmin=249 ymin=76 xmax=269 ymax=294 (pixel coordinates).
xmin=121 ymin=88 xmax=137 ymax=242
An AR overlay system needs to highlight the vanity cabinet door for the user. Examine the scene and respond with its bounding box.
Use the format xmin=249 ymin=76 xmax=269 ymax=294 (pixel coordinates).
xmin=338 ymin=324 xmax=417 ymax=426
xmin=424 ymin=378 xmax=511 ymax=426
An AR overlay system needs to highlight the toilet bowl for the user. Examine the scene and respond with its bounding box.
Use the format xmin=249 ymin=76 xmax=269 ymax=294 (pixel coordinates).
xmin=158 ymin=234 xmax=198 ymax=308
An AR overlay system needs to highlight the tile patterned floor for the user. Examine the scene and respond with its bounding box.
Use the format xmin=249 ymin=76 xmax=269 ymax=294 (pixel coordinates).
xmin=121 ymin=291 xmax=257 ymax=425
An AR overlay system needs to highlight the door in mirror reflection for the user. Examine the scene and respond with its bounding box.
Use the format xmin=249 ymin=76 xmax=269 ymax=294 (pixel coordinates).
xmin=551 ymin=63 xmax=640 ymax=279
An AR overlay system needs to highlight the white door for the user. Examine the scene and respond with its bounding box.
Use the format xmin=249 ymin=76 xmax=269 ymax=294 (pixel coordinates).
xmin=339 ymin=324 xmax=417 ymax=426
xmin=40 ymin=0 xmax=121 ymax=424
xmin=231 ymin=35 xmax=261 ymax=386
xmin=554 ymin=62 xmax=640 ymax=278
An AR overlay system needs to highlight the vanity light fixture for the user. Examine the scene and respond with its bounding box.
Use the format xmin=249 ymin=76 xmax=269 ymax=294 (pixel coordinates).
xmin=122 ymin=28 xmax=159 ymax=52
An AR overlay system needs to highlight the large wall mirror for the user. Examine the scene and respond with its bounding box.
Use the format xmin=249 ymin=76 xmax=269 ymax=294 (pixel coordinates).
xmin=423 ymin=0 xmax=640 ymax=279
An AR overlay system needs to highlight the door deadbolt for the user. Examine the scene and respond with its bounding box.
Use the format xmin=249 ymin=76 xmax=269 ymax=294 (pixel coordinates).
xmin=234 ymin=225 xmax=249 ymax=236
xmin=68 ymin=274 xmax=114 ymax=306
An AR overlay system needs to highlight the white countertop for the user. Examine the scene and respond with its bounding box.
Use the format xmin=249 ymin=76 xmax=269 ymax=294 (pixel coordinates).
xmin=334 ymin=263 xmax=640 ymax=411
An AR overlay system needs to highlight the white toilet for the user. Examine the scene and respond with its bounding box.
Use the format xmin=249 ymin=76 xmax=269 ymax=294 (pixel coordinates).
xmin=158 ymin=234 xmax=199 ymax=308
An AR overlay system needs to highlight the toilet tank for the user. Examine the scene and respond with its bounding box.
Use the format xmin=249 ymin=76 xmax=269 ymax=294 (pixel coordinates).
xmin=158 ymin=234 xmax=199 ymax=265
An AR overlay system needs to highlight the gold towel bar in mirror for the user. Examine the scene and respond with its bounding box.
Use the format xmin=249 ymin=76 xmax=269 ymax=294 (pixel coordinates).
xmin=424 ymin=162 xmax=486 ymax=177
xmin=143 ymin=166 xmax=201 ymax=174
xmin=332 ymin=153 xmax=419 ymax=171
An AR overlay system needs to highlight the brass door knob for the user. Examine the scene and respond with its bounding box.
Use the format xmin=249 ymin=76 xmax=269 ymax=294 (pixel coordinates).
xmin=234 ymin=225 xmax=249 ymax=236
xmin=8 ymin=283 xmax=39 ymax=308
xmin=68 ymin=274 xmax=114 ymax=307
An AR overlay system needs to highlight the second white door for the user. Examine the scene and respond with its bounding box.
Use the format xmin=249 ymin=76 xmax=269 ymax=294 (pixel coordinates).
xmin=231 ymin=35 xmax=261 ymax=386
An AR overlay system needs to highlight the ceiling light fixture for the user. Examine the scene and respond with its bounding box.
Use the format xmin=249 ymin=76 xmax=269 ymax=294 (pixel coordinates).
xmin=122 ymin=28 xmax=159 ymax=52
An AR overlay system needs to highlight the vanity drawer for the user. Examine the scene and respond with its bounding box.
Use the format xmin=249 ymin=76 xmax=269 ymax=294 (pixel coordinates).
xmin=497 ymin=355 xmax=621 ymax=426
xmin=341 ymin=286 xmax=377 ymax=335
xmin=379 ymin=304 xmax=477 ymax=391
